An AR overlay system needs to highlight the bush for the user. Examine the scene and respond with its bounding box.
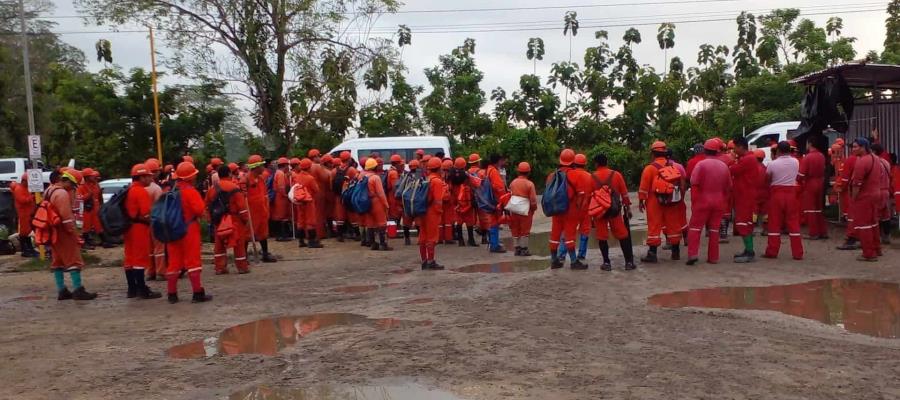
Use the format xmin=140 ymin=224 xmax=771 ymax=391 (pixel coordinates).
xmin=586 ymin=142 xmax=644 ymax=188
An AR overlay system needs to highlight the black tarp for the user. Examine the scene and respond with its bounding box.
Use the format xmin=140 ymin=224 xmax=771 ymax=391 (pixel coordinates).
xmin=795 ymin=74 xmax=854 ymax=140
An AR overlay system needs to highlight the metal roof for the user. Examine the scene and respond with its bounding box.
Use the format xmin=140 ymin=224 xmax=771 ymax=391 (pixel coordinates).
xmin=789 ymin=62 xmax=900 ymax=89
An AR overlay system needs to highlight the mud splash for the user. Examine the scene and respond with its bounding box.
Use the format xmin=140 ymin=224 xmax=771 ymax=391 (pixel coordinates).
xmin=330 ymin=282 xmax=401 ymax=294
xmin=167 ymin=313 xmax=431 ymax=359
xmin=230 ymin=383 xmax=463 ymax=400
xmin=649 ymin=279 xmax=900 ymax=339
xmin=454 ymin=259 xmax=549 ymax=273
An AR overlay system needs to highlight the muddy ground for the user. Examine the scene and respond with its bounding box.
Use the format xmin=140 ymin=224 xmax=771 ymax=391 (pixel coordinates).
xmin=1 ymin=206 xmax=900 ymax=399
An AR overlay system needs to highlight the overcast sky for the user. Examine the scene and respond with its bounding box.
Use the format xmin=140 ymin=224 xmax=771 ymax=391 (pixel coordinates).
xmin=45 ymin=0 xmax=891 ymax=132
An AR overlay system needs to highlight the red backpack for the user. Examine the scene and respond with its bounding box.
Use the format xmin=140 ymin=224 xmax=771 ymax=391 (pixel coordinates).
xmin=32 ymin=188 xmax=62 ymax=246
xmin=651 ymin=162 xmax=683 ymax=205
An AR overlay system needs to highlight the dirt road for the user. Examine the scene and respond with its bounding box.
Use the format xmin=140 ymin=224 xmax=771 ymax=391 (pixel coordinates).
xmin=1 ymin=213 xmax=899 ymax=399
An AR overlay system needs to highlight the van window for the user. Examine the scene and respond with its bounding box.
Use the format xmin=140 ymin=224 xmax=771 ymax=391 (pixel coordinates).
xmin=0 ymin=161 xmax=15 ymax=174
xmin=751 ymin=134 xmax=779 ymax=148
xmin=359 ymin=148 xmax=445 ymax=161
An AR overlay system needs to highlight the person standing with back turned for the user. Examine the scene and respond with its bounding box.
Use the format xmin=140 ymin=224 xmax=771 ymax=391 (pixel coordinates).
xmin=687 ymin=139 xmax=732 ymax=265
xmin=165 ymin=162 xmax=213 ymax=304
xmin=763 ymin=141 xmax=804 ymax=260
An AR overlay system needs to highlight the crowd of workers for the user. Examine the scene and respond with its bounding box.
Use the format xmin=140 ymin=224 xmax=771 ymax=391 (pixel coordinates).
xmin=6 ymin=135 xmax=900 ymax=303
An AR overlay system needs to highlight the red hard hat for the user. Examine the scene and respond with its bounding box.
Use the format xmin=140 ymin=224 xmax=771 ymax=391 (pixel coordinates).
xmin=713 ymin=137 xmax=725 ymax=150
xmin=247 ymin=154 xmax=265 ymax=168
xmin=727 ymin=140 xmax=735 ymax=149
xmin=205 ymin=164 xmax=213 ymax=173
xmin=175 ymin=162 xmax=199 ymax=180
xmin=574 ymin=154 xmax=587 ymax=166
xmin=61 ymin=169 xmax=83 ymax=185
xmin=340 ymin=151 xmax=351 ymax=161
xmin=321 ymin=154 xmax=334 ymax=165
xmin=416 ymin=149 xmax=425 ymax=156
xmin=290 ymin=157 xmax=301 ymax=165
xmin=517 ymin=162 xmax=531 ymax=173
xmin=651 ymin=141 xmax=667 ymax=152
xmin=704 ymin=139 xmax=720 ymax=151
xmin=559 ymin=149 xmax=576 ymax=166
xmin=753 ymin=149 xmax=766 ymax=159
xmin=300 ymin=158 xmax=312 ymax=170
xmin=277 ymin=157 xmax=289 ymax=165
xmin=788 ymin=139 xmax=798 ymax=149
xmin=409 ymin=159 xmax=420 ymax=169
xmin=422 ymin=154 xmax=432 ymax=163
xmin=454 ymin=157 xmax=467 ymax=169
xmin=441 ymin=159 xmax=452 ymax=170
xmin=427 ymin=157 xmax=442 ymax=170
xmin=131 ymin=163 xmax=153 ymax=177
xmin=347 ymin=168 xmax=358 ymax=179
xmin=468 ymin=153 xmax=481 ymax=164
xmin=163 ymin=164 xmax=174 ymax=174
xmin=308 ymin=149 xmax=321 ymax=158
xmin=210 ymin=157 xmax=223 ymax=166
xmin=81 ymin=167 xmax=98 ymax=177
xmin=360 ymin=157 xmax=369 ymax=167
xmin=390 ymin=154 xmax=403 ymax=163
xmin=145 ymin=159 xmax=161 ymax=173
xmin=228 ymin=162 xmax=239 ymax=172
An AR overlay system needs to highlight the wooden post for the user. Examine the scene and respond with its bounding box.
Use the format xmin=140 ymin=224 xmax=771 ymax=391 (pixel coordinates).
xmin=149 ymin=26 xmax=163 ymax=162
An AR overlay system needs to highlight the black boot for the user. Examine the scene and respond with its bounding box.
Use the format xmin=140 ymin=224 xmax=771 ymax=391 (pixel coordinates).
xmin=458 ymin=225 xmax=466 ymax=247
xmin=72 ymin=286 xmax=98 ymax=300
xmin=168 ymin=293 xmax=179 ymax=304
xmin=550 ymin=254 xmax=564 ymax=269
xmin=837 ymin=238 xmax=859 ymax=250
xmin=138 ymin=285 xmax=162 ymax=299
xmin=352 ymin=226 xmax=361 ymax=241
xmin=125 ymin=269 xmax=138 ymax=298
xmin=641 ymin=246 xmax=658 ymax=263
xmin=620 ymin=236 xmax=636 ymax=270
xmin=428 ymin=261 xmax=445 ymax=270
xmin=308 ymin=230 xmax=323 ymax=248
xmin=276 ymin=221 xmax=292 ymax=242
xmin=260 ymin=240 xmax=277 ymax=263
xmin=369 ymin=229 xmax=379 ymax=251
xmin=19 ymin=237 xmax=38 ymax=258
xmin=378 ymin=228 xmax=393 ymax=251
xmin=671 ymin=244 xmax=681 ymax=261
xmin=361 ymin=228 xmax=371 ymax=247
xmin=467 ymin=226 xmax=479 ymax=247
xmin=81 ymin=234 xmax=96 ymax=250
xmin=297 ymin=230 xmax=307 ymax=247
xmin=100 ymin=233 xmax=116 ymax=248
xmin=58 ymin=288 xmax=73 ymax=301
xmin=336 ymin=224 xmax=345 ymax=242
xmin=599 ymin=240 xmax=611 ymax=266
xmin=191 ymin=289 xmax=213 ymax=303
xmin=481 ymin=230 xmax=488 ymax=245
xmin=403 ymin=226 xmax=412 ymax=246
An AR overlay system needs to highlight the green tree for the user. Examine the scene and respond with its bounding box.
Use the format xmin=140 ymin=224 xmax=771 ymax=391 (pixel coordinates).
xmin=657 ymin=23 xmax=676 ymax=75
xmin=359 ymin=67 xmax=424 ymax=137
xmin=884 ymin=0 xmax=900 ymax=63
xmin=420 ymin=39 xmax=491 ymax=144
xmin=526 ymin=37 xmax=546 ymax=75
xmin=563 ymin=11 xmax=579 ymax=62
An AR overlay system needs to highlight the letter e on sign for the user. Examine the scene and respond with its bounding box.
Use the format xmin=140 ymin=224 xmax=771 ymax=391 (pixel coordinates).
xmin=28 ymin=135 xmax=41 ymax=160
xmin=27 ymin=169 xmax=43 ymax=193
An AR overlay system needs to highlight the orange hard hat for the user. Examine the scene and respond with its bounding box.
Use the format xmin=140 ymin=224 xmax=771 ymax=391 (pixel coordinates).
xmin=714 ymin=138 xmax=725 ymax=150
xmin=426 ymin=157 xmax=442 ymax=170
xmin=61 ymin=169 xmax=83 ymax=185
xmin=300 ymin=158 xmax=313 ymax=170
xmin=247 ymin=154 xmax=265 ymax=169
xmin=468 ymin=153 xmax=481 ymax=164
xmin=422 ymin=154 xmax=432 ymax=163
xmin=347 ymin=168 xmax=358 ymax=179
xmin=290 ymin=157 xmax=301 ymax=165
xmin=163 ymin=164 xmax=174 ymax=174
xmin=704 ymin=139 xmax=720 ymax=151
xmin=81 ymin=167 xmax=98 ymax=177
xmin=308 ymin=149 xmax=321 ymax=158
xmin=365 ymin=158 xmax=378 ymax=171
xmin=145 ymin=159 xmax=161 ymax=172
xmin=175 ymin=162 xmax=199 ymax=180
xmin=182 ymin=155 xmax=194 ymax=163
xmin=131 ymin=163 xmax=153 ymax=177
xmin=454 ymin=157 xmax=467 ymax=169
xmin=228 ymin=162 xmax=239 ymax=172
xmin=409 ymin=159 xmax=420 ymax=169
xmin=390 ymin=154 xmax=403 ymax=163
xmin=441 ymin=159 xmax=452 ymax=170
xmin=145 ymin=157 xmax=160 ymax=167
xmin=210 ymin=157 xmax=223 ymax=166
xmin=416 ymin=149 xmax=425 ymax=156
xmin=574 ymin=154 xmax=587 ymax=166
xmin=517 ymin=162 xmax=531 ymax=173
xmin=277 ymin=157 xmax=289 ymax=165
xmin=339 ymin=151 xmax=351 ymax=161
xmin=651 ymin=141 xmax=667 ymax=152
xmin=753 ymin=149 xmax=766 ymax=159
xmin=559 ymin=149 xmax=576 ymax=166
xmin=322 ymin=154 xmax=334 ymax=165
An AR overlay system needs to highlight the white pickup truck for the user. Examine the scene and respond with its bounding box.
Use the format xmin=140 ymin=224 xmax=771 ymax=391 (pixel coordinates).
xmin=0 ymin=158 xmax=74 ymax=185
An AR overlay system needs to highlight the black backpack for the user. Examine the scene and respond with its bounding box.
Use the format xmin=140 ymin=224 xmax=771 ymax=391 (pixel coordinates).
xmin=333 ymin=167 xmax=348 ymax=194
xmin=99 ymin=185 xmax=131 ymax=236
xmin=208 ymin=184 xmax=236 ymax=226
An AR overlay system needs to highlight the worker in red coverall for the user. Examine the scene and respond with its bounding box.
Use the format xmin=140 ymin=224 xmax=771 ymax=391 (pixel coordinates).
xmin=419 ymin=157 xmax=446 ymax=270
xmin=638 ymin=141 xmax=686 ymax=263
xmin=837 ymin=147 xmax=860 ymax=250
xmin=165 ymin=162 xmax=212 ymax=304
xmin=387 ymin=154 xmax=404 ymax=239
xmin=591 ymin=153 xmax=635 ymax=271
xmin=753 ymin=150 xmax=769 ymax=234
xmin=798 ymin=139 xmax=828 ymax=240
xmin=439 ymin=159 xmax=458 ymax=245
xmin=292 ymin=158 xmax=323 ymax=249
xmin=566 ymin=153 xmax=594 ymax=264
xmin=508 ymin=162 xmax=537 ymax=257
xmin=77 ymin=167 xmax=111 ymax=249
xmin=892 ymin=154 xmax=900 ymax=223
xmin=548 ymin=149 xmax=593 ymax=270
xmin=331 ymin=152 xmax=355 ymax=241
xmin=361 ymin=158 xmax=392 ymax=251
xmin=462 ymin=154 xmax=484 ymax=246
xmin=730 ymin=137 xmax=760 ymax=263
xmin=849 ymin=138 xmax=886 ymax=261
xmin=11 ymin=173 xmax=38 ymax=257
xmin=123 ymin=163 xmax=162 ymax=299
xmin=872 ymin=144 xmax=893 ymax=244
xmin=308 ymin=149 xmax=331 ymax=238
xmin=48 ymin=169 xmax=98 ymax=301
xmin=447 ymin=157 xmax=471 ymax=247
xmin=483 ymin=154 xmax=509 ymax=253
xmin=242 ymin=155 xmax=277 ymax=263
xmin=206 ymin=165 xmax=251 ymax=274
xmin=687 ymin=139 xmax=733 ymax=265
xmin=272 ymin=157 xmax=293 ymax=241
xmin=764 ymin=141 xmax=804 ymax=260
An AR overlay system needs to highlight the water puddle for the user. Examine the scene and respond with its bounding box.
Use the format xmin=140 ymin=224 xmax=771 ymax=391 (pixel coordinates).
xmin=331 ymin=283 xmax=401 ymax=294
xmin=503 ymin=230 xmax=648 ymax=257
xmin=454 ymin=259 xmax=549 ymax=273
xmin=167 ymin=313 xmax=432 ymax=359
xmin=230 ymin=383 xmax=464 ymax=400
xmin=648 ymin=279 xmax=900 ymax=339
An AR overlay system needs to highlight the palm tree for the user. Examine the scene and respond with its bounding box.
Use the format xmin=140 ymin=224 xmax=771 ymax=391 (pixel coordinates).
xmin=563 ymin=11 xmax=579 ymax=63
xmin=526 ymin=37 xmax=545 ymax=75
xmin=657 ymin=23 xmax=675 ymax=75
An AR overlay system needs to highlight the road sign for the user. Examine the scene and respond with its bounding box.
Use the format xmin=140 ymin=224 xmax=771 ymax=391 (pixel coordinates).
xmin=26 ymin=169 xmax=43 ymax=193
xmin=27 ymin=135 xmax=41 ymax=160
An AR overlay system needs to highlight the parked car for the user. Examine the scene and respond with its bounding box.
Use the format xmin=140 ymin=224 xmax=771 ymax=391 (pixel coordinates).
xmin=99 ymin=178 xmax=131 ymax=203
xmin=745 ymin=121 xmax=801 ymax=164
xmin=0 ymin=157 xmax=77 ymax=185
xmin=329 ymin=136 xmax=451 ymax=170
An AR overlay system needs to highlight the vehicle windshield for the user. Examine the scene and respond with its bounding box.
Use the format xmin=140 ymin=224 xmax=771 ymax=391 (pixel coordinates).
xmin=0 ymin=161 xmax=15 ymax=174
xmin=750 ymin=134 xmax=779 ymax=148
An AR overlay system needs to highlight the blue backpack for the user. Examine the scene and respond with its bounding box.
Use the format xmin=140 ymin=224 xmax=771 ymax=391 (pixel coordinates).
xmin=348 ymin=176 xmax=372 ymax=214
xmin=473 ymin=174 xmax=497 ymax=213
xmin=402 ymin=177 xmax=430 ymax=217
xmin=265 ymin=174 xmax=276 ymax=202
xmin=541 ymin=170 xmax=570 ymax=217
xmin=151 ymin=188 xmax=188 ymax=243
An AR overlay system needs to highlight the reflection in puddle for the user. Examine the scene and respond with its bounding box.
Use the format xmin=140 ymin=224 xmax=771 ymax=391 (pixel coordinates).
xmin=503 ymin=230 xmax=648 ymax=257
xmin=230 ymin=383 xmax=464 ymax=400
xmin=649 ymin=279 xmax=900 ymax=339
xmin=167 ymin=313 xmax=432 ymax=359
xmin=404 ymin=298 xmax=433 ymax=304
xmin=454 ymin=260 xmax=549 ymax=273
xmin=331 ymin=283 xmax=401 ymax=294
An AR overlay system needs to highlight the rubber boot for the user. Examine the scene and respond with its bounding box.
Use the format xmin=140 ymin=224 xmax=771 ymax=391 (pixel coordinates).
xmin=72 ymin=286 xmax=98 ymax=300
xmin=620 ymin=236 xmax=636 ymax=270
xmin=599 ymin=240 xmax=612 ymax=271
xmin=369 ymin=229 xmax=379 ymax=251
xmin=191 ymin=289 xmax=213 ymax=303
xmin=297 ymin=230 xmax=307 ymax=248
xmin=837 ymin=238 xmax=859 ymax=250
xmin=336 ymin=224 xmax=345 ymax=242
xmin=403 ymin=226 xmax=412 ymax=246
xmin=489 ymin=226 xmax=506 ymax=253
xmin=57 ymin=288 xmax=73 ymax=301
xmin=81 ymin=234 xmax=96 ymax=250
xmin=378 ymin=228 xmax=393 ymax=251
xmin=361 ymin=228 xmax=371 ymax=247
xmin=168 ymin=293 xmax=179 ymax=304
xmin=881 ymin=221 xmax=892 ymax=244
xmin=671 ymin=244 xmax=681 ymax=261
xmin=100 ymin=232 xmax=116 ymax=248
xmin=519 ymin=236 xmax=532 ymax=256
xmin=260 ymin=240 xmax=277 ymax=263
xmin=276 ymin=221 xmax=292 ymax=242
xmin=125 ymin=269 xmax=138 ymax=298
xmin=641 ymin=246 xmax=658 ymax=263
xmin=19 ymin=236 xmax=38 ymax=258
xmin=467 ymin=226 xmax=479 ymax=247
xmin=480 ymin=229 xmax=488 ymax=245
xmin=308 ymin=230 xmax=323 ymax=248
xmin=458 ymin=225 xmax=466 ymax=247
xmin=550 ymin=252 xmax=564 ymax=269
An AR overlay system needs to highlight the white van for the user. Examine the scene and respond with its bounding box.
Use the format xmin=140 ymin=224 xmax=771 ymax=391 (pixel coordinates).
xmin=745 ymin=121 xmax=801 ymax=164
xmin=0 ymin=158 xmax=53 ymax=185
xmin=329 ymin=136 xmax=451 ymax=167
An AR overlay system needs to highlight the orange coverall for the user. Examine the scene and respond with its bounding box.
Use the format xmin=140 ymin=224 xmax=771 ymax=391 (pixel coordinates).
xmin=123 ymin=183 xmax=152 ymax=270
xmin=508 ymin=175 xmax=537 ymax=239
xmin=417 ymin=172 xmax=445 ymax=262
xmin=292 ymin=170 xmax=320 ymax=231
xmin=206 ymin=177 xmax=249 ymax=273
xmin=364 ymin=171 xmax=389 ymax=229
xmin=242 ymin=173 xmax=270 ymax=241
xmin=11 ymin=180 xmax=35 ymax=236
xmin=77 ymin=181 xmax=103 ymax=235
xmin=48 ymin=185 xmax=83 ymax=270
xmin=639 ymin=157 xmax=686 ymax=247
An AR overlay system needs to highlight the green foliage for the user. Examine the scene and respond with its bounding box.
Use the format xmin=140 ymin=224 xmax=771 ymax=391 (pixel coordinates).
xmin=586 ymin=142 xmax=644 ymax=187
xmin=883 ymin=0 xmax=900 ymax=63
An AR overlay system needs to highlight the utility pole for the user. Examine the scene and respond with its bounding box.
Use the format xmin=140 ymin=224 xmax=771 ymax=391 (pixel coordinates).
xmin=19 ymin=0 xmax=35 ymax=138
xmin=149 ymin=25 xmax=163 ymax=162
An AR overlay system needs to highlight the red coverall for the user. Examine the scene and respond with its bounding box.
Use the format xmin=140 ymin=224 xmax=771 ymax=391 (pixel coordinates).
xmin=271 ymin=169 xmax=291 ymax=222
xmin=850 ymin=154 xmax=885 ymax=259
xmin=457 ymin=174 xmax=477 ymax=227
xmin=755 ymin=161 xmax=769 ymax=223
xmin=123 ymin=184 xmax=152 ymax=270
xmin=592 ymin=167 xmax=631 ymax=241
xmin=364 ymin=171 xmax=389 ymax=229
xmin=547 ymin=167 xmax=592 ymax=254
xmin=77 ymin=181 xmax=103 ymax=235
xmin=892 ymin=165 xmax=900 ymax=215
xmin=440 ymin=171 xmax=458 ymax=241
xmin=387 ymin=167 xmax=403 ymax=222
xmin=468 ymin=167 xmax=490 ymax=230
xmin=293 ymin=170 xmax=320 ymax=230
xmin=417 ymin=172 xmax=446 ymax=262
xmin=730 ymin=153 xmax=760 ymax=237
xmin=47 ymin=185 xmax=83 ymax=271
xmin=166 ymin=181 xmax=206 ymax=294
xmin=764 ymin=156 xmax=803 ymax=260
xmin=688 ymin=158 xmax=732 ymax=262
xmin=206 ymin=178 xmax=249 ymax=273
xmin=484 ymin=165 xmax=507 ymax=228
xmin=839 ymin=155 xmax=858 ymax=239
xmin=146 ymin=182 xmax=166 ymax=278
xmin=311 ymin=163 xmax=331 ymax=236
xmin=508 ymin=176 xmax=537 ymax=239
xmin=798 ymin=148 xmax=827 ymax=237
xmin=11 ymin=180 xmax=35 ymax=236
xmin=639 ymin=157 xmax=686 ymax=247
xmin=241 ymin=173 xmax=270 ymax=241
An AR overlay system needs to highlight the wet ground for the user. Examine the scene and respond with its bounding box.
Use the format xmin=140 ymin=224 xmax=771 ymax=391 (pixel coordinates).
xmin=2 ymin=208 xmax=900 ymax=399
xmin=230 ymin=382 xmax=462 ymax=400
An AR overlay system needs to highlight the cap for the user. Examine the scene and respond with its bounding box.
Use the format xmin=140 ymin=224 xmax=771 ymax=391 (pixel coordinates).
xmin=704 ymin=139 xmax=720 ymax=151
xmin=517 ymin=162 xmax=531 ymax=173
xmin=559 ymin=149 xmax=575 ymax=166
xmin=365 ymin=158 xmax=378 ymax=171
xmin=300 ymin=158 xmax=313 ymax=170
xmin=175 ymin=162 xmax=199 ymax=180
xmin=426 ymin=157 xmax=442 ymax=170
xmin=651 ymin=141 xmax=667 ymax=152
xmin=131 ymin=163 xmax=153 ymax=177
xmin=468 ymin=153 xmax=481 ymax=164
xmin=454 ymin=157 xmax=467 ymax=169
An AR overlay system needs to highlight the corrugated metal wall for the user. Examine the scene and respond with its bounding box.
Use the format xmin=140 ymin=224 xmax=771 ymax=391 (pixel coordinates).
xmin=846 ymin=100 xmax=900 ymax=158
